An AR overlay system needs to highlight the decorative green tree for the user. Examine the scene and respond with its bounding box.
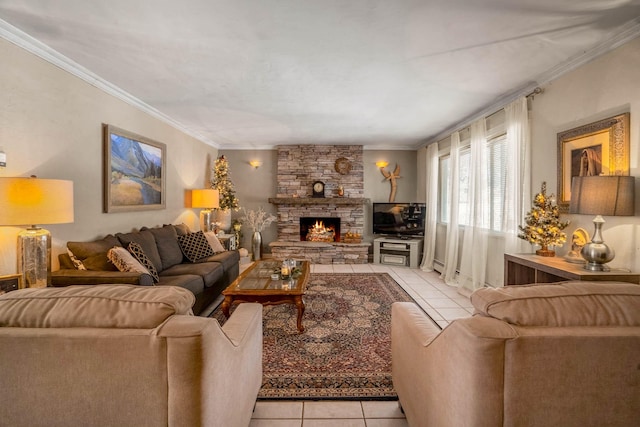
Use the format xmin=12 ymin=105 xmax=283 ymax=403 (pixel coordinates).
xmin=518 ymin=182 xmax=569 ymax=257
xmin=210 ymin=155 xmax=240 ymax=211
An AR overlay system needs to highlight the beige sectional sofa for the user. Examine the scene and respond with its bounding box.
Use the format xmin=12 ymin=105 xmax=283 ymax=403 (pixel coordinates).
xmin=0 ymin=285 xmax=263 ymax=427
xmin=392 ymin=281 xmax=640 ymax=427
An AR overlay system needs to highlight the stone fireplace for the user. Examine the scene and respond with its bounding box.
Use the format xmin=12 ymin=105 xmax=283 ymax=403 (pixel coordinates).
xmin=268 ymin=145 xmax=370 ymax=264
xmin=300 ymin=217 xmax=340 ymax=242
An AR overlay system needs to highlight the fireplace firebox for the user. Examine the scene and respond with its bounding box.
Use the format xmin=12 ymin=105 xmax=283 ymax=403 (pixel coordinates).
xmin=300 ymin=217 xmax=341 ymax=242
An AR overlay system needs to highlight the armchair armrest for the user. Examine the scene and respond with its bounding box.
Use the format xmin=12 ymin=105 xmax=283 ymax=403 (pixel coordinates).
xmin=157 ymin=304 xmax=263 ymax=427
xmin=51 ymin=269 xmax=154 ymax=286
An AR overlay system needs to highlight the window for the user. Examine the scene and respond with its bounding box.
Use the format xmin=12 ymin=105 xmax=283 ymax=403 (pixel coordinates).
xmin=487 ymin=135 xmax=506 ymax=231
xmin=457 ymin=149 xmax=471 ymax=226
xmin=439 ymin=155 xmax=449 ymax=222
xmin=439 ymin=136 xmax=506 ymax=231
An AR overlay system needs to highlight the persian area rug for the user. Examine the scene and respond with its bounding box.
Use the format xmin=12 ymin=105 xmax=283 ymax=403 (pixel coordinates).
xmin=211 ymin=273 xmax=429 ymax=400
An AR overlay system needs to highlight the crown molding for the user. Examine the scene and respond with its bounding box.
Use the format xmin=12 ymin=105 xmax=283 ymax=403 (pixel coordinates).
xmin=0 ymin=19 xmax=220 ymax=148
xmin=420 ymin=17 xmax=640 ymax=149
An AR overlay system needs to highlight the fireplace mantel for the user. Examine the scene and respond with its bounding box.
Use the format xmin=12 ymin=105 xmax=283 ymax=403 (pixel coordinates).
xmin=268 ymin=197 xmax=369 ymax=206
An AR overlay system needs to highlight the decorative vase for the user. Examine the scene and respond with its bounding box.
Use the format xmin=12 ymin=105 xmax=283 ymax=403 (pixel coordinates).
xmin=251 ymin=231 xmax=262 ymax=261
xmin=216 ymin=209 xmax=232 ymax=232
xmin=536 ymin=245 xmax=555 ymax=257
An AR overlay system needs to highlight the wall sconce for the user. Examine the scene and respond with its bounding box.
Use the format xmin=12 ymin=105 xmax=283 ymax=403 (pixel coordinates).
xmin=0 ymin=177 xmax=75 ymax=287
xmin=249 ymin=160 xmax=262 ymax=169
xmin=376 ymin=161 xmax=389 ymax=168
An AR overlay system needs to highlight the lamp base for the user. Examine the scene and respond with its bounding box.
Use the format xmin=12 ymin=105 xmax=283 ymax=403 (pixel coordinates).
xmin=200 ymin=209 xmax=213 ymax=232
xmin=581 ymin=216 xmax=614 ymax=272
xmin=17 ymin=226 xmax=51 ymax=288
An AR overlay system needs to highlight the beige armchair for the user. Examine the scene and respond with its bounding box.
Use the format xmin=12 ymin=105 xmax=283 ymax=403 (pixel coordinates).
xmin=392 ymin=281 xmax=640 ymax=427
xmin=0 ymin=285 xmax=263 ymax=427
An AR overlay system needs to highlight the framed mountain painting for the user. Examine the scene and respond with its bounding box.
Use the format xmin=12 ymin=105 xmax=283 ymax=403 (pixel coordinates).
xmin=103 ymin=124 xmax=166 ymax=213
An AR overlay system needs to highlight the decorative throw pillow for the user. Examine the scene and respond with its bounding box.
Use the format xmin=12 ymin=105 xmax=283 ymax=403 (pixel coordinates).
xmin=67 ymin=248 xmax=87 ymax=270
xmin=127 ymin=242 xmax=160 ymax=283
xmin=204 ymin=231 xmax=226 ymax=253
xmin=107 ymin=247 xmax=152 ymax=277
xmin=178 ymin=231 xmax=215 ymax=262
xmin=67 ymin=235 xmax=122 ymax=271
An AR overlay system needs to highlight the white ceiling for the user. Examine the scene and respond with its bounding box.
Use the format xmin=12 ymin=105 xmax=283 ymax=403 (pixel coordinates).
xmin=2 ymin=1 xmax=640 ymax=150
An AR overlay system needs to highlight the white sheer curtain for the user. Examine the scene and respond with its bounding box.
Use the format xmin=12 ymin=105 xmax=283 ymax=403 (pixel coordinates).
xmin=440 ymin=132 xmax=460 ymax=285
xmin=421 ymin=142 xmax=439 ymax=271
xmin=458 ymin=119 xmax=489 ymax=294
xmin=503 ymin=97 xmax=531 ymax=258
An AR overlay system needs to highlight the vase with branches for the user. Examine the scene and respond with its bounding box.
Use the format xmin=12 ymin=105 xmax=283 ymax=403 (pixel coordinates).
xmin=241 ymin=207 xmax=277 ymax=260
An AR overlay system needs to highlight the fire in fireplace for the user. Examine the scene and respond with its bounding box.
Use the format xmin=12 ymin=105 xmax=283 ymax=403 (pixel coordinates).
xmin=300 ymin=217 xmax=341 ymax=242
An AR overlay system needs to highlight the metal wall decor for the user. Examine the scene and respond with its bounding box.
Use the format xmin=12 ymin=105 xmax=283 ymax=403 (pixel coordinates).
xmin=334 ymin=157 xmax=352 ymax=175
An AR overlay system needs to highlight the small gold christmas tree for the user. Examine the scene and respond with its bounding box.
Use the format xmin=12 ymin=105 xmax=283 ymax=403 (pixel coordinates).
xmin=518 ymin=182 xmax=569 ymax=257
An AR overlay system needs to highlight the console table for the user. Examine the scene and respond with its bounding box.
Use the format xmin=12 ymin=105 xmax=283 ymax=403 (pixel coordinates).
xmin=504 ymin=253 xmax=640 ymax=285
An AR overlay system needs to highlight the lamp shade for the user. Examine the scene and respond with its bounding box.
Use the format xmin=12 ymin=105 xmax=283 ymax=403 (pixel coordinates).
xmin=191 ymin=189 xmax=220 ymax=209
xmin=0 ymin=177 xmax=74 ymax=225
xmin=569 ymin=176 xmax=635 ymax=216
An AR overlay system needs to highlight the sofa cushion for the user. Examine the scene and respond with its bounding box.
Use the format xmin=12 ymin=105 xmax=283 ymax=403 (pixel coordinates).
xmin=117 ymin=230 xmax=163 ymax=272
xmin=0 ymin=285 xmax=195 ymax=329
xmin=171 ymin=223 xmax=191 ymax=236
xmin=204 ymin=231 xmax=226 ymax=253
xmin=67 ymin=235 xmax=122 ymax=271
xmin=128 ymin=242 xmax=160 ymax=283
xmin=471 ymin=281 xmax=640 ymax=327
xmin=161 ymin=262 xmax=224 ymax=288
xmin=202 ymin=250 xmax=240 ymax=272
xmin=107 ymin=246 xmax=152 ymax=277
xmin=157 ymin=274 xmax=206 ymax=296
xmin=144 ymin=225 xmax=184 ymax=269
xmin=178 ymin=231 xmax=215 ymax=262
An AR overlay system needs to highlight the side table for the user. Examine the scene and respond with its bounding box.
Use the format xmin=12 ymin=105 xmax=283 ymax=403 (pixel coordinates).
xmin=218 ymin=233 xmax=237 ymax=250
xmin=504 ymin=253 xmax=640 ymax=285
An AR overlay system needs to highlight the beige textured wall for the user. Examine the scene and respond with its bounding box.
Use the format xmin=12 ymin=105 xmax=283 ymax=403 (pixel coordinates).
xmin=0 ymin=39 xmax=218 ymax=274
xmin=530 ymin=37 xmax=640 ymax=270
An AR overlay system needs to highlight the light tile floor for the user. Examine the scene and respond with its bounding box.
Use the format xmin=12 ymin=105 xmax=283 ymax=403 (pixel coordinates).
xmin=249 ymin=263 xmax=473 ymax=426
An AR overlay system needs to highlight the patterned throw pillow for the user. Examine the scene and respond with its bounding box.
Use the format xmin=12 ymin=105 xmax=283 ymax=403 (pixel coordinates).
xmin=107 ymin=247 xmax=152 ymax=277
xmin=67 ymin=248 xmax=87 ymax=270
xmin=204 ymin=231 xmax=226 ymax=253
xmin=178 ymin=231 xmax=215 ymax=262
xmin=127 ymin=242 xmax=160 ymax=283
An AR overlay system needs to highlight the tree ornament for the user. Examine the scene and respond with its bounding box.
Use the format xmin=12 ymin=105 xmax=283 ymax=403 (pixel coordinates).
xmin=518 ymin=182 xmax=569 ymax=257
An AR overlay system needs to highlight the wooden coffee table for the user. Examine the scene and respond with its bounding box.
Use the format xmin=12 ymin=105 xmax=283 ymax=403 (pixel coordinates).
xmin=221 ymin=259 xmax=310 ymax=333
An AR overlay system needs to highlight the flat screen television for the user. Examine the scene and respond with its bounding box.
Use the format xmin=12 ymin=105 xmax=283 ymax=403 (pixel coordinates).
xmin=372 ymin=202 xmax=426 ymax=237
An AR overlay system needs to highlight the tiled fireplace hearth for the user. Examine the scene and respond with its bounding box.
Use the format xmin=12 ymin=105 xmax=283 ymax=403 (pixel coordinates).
xmin=268 ymin=145 xmax=370 ymax=264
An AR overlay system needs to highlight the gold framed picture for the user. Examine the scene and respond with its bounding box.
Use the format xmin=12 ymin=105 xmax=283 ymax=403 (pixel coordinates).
xmin=557 ymin=113 xmax=629 ymax=212
xmin=103 ymin=124 xmax=167 ymax=213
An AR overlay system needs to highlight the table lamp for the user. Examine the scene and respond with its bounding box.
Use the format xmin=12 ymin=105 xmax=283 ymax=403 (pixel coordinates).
xmin=191 ymin=189 xmax=220 ymax=232
xmin=0 ymin=177 xmax=74 ymax=287
xmin=569 ymin=176 xmax=635 ymax=271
